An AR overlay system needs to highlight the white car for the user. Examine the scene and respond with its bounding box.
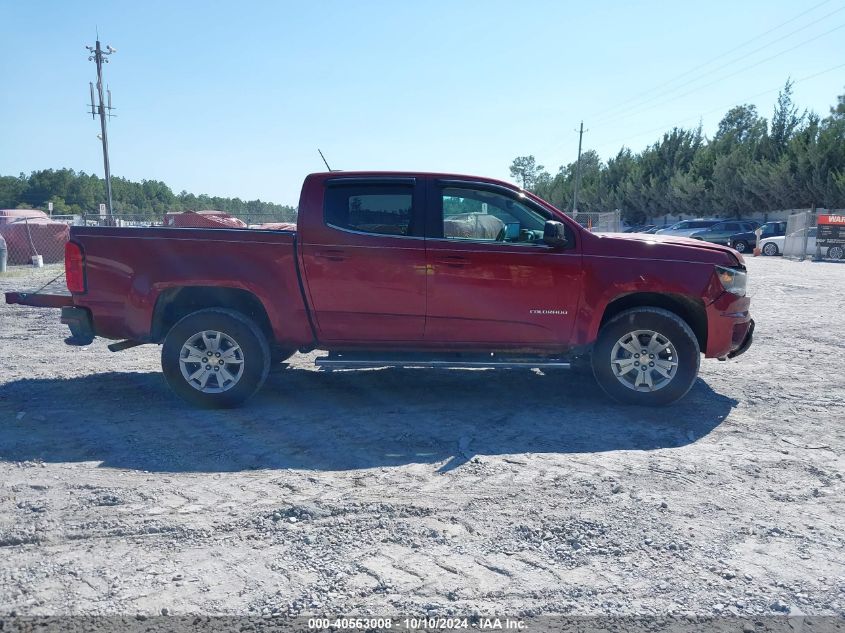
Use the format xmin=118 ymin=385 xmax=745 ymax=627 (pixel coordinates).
xmin=760 ymin=228 xmax=816 ymax=256
xmin=655 ymin=219 xmax=720 ymax=237
xmin=760 ymin=228 xmax=844 ymax=259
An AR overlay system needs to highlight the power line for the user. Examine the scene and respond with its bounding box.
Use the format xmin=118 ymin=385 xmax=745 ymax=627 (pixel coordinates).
xmin=593 ymin=21 xmax=845 ymax=132
xmin=589 ymin=61 xmax=845 ymax=158
xmin=590 ymin=0 xmax=840 ymax=122
xmin=591 ymin=4 xmax=845 ymax=126
xmin=537 ymin=1 xmax=844 ymax=159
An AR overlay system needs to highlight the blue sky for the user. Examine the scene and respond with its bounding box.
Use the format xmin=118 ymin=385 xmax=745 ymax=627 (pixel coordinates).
xmin=1 ymin=0 xmax=843 ymax=206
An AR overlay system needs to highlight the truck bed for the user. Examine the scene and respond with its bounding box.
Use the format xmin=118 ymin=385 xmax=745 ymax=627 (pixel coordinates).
xmin=60 ymin=225 xmax=313 ymax=346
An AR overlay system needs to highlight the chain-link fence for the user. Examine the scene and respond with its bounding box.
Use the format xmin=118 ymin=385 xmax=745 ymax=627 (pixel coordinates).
xmin=80 ymin=211 xmax=297 ymax=230
xmin=0 ymin=215 xmax=70 ymax=267
xmin=573 ymin=210 xmax=622 ymax=233
xmin=782 ymin=210 xmax=845 ymax=261
xmin=0 ymin=210 xmax=299 ymax=270
xmin=783 ymin=211 xmax=816 ymax=259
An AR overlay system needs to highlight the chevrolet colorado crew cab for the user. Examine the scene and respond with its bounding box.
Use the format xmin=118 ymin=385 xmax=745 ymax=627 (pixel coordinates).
xmin=5 ymin=172 xmax=754 ymax=408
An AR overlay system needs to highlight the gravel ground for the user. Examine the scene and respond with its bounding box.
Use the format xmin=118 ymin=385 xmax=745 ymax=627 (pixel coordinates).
xmin=0 ymin=257 xmax=843 ymax=619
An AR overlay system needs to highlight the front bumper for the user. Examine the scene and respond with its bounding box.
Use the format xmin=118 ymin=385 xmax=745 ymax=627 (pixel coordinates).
xmin=726 ymin=318 xmax=754 ymax=359
xmin=705 ymin=290 xmax=753 ymax=358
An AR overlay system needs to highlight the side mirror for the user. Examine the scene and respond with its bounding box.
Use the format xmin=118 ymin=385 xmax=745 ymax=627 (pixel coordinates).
xmin=543 ymin=220 xmax=568 ymax=248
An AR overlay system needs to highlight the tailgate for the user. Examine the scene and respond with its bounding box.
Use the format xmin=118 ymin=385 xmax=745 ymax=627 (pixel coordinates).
xmin=4 ymin=268 xmax=73 ymax=308
xmin=5 ymin=291 xmax=74 ymax=308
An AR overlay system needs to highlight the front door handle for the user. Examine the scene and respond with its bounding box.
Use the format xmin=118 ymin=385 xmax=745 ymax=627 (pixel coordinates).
xmin=314 ymin=249 xmax=346 ymax=262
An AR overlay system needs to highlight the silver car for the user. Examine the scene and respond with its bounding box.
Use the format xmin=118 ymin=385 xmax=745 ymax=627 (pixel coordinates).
xmin=655 ymin=219 xmax=720 ymax=238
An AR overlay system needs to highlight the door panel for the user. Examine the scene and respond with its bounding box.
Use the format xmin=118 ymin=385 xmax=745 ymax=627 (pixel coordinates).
xmin=299 ymin=179 xmax=427 ymax=342
xmin=424 ymin=181 xmax=582 ymax=347
xmin=425 ymin=241 xmax=581 ymax=345
xmin=302 ymin=239 xmax=426 ymax=341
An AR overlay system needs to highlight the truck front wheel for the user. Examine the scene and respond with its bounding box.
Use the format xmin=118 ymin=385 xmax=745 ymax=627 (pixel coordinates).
xmin=161 ymin=308 xmax=271 ymax=408
xmin=592 ymin=307 xmax=700 ymax=406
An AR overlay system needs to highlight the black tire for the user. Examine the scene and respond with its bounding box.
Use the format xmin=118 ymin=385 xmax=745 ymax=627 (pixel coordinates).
xmin=732 ymin=240 xmax=748 ymax=253
xmin=591 ymin=307 xmax=700 ymax=406
xmin=762 ymin=242 xmax=779 ymax=256
xmin=161 ymin=308 xmax=271 ymax=408
xmin=828 ymin=245 xmax=844 ymax=260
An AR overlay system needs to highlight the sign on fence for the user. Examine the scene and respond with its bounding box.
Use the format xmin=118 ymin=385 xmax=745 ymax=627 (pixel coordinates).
xmin=817 ymin=214 xmax=845 ymax=247
xmin=99 ymin=203 xmax=106 ymax=217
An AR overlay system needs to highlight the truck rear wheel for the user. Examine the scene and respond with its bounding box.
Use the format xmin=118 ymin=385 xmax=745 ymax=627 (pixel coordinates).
xmin=161 ymin=308 xmax=270 ymax=408
xmin=592 ymin=307 xmax=700 ymax=406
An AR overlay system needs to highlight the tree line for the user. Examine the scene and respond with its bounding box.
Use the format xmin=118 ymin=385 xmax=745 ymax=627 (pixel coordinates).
xmin=0 ymin=169 xmax=298 ymax=221
xmin=510 ymin=83 xmax=845 ymax=224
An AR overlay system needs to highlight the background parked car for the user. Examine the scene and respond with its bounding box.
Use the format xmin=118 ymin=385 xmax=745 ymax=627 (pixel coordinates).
xmin=760 ymin=228 xmax=814 ymax=256
xmin=689 ymin=219 xmax=760 ymax=245
xmin=759 ymin=227 xmax=843 ymax=259
xmin=729 ymin=221 xmax=787 ymax=253
xmin=623 ymin=224 xmax=656 ymax=233
xmin=654 ymin=219 xmax=720 ymax=237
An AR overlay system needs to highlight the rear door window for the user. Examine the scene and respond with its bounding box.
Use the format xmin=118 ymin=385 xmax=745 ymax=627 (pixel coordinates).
xmin=324 ymin=183 xmax=417 ymax=237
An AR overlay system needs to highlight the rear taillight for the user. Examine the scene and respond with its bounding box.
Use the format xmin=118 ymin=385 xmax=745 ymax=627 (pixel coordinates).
xmin=65 ymin=242 xmax=86 ymax=293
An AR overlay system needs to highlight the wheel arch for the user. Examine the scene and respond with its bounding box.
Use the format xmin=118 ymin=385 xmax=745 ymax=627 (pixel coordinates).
xmin=598 ymin=292 xmax=707 ymax=353
xmin=151 ymin=286 xmax=274 ymax=344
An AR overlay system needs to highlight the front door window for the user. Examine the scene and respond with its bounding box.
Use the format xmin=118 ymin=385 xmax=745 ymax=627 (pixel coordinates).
xmin=440 ymin=187 xmax=550 ymax=245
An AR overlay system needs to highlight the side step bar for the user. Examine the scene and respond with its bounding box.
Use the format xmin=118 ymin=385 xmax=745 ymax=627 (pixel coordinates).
xmin=316 ymin=357 xmax=571 ymax=370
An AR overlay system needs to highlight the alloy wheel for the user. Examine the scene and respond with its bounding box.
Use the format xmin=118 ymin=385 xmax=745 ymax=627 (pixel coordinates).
xmin=178 ymin=330 xmax=245 ymax=393
xmin=610 ymin=329 xmax=679 ymax=392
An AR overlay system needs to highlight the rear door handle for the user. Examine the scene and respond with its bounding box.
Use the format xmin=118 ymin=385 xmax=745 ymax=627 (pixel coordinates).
xmin=434 ymin=255 xmax=468 ymax=268
xmin=314 ymin=249 xmax=346 ymax=262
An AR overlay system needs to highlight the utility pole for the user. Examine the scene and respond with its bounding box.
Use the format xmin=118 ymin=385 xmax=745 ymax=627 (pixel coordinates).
xmin=86 ymin=38 xmax=117 ymax=218
xmin=572 ymin=121 xmax=588 ymax=216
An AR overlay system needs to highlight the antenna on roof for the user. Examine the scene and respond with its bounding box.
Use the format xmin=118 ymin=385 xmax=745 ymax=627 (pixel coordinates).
xmin=318 ymin=148 xmax=335 ymax=172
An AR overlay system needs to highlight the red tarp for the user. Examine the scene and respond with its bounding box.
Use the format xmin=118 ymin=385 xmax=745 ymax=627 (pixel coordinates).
xmin=255 ymin=222 xmax=297 ymax=231
xmin=164 ymin=210 xmax=248 ymax=229
xmin=0 ymin=211 xmax=69 ymax=264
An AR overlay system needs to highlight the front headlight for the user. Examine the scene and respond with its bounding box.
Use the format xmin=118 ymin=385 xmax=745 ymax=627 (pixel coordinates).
xmin=715 ymin=265 xmax=746 ymax=296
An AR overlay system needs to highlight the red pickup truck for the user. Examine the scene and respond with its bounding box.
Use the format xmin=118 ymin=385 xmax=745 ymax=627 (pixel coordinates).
xmin=6 ymin=171 xmax=753 ymax=407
